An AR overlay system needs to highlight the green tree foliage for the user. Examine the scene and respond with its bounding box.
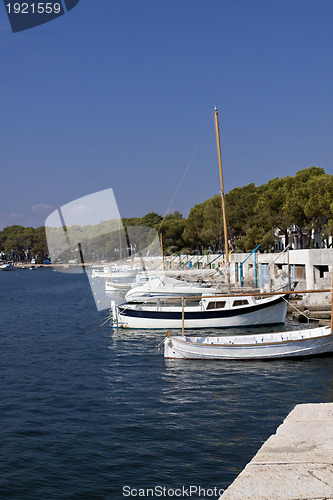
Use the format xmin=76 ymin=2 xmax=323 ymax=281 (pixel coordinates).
xmin=182 ymin=166 xmax=333 ymax=253
xmin=284 ymin=167 xmax=328 ymax=248
xmin=201 ymin=196 xmax=223 ymax=250
xmin=159 ymin=211 xmax=186 ymax=254
xmin=183 ymin=203 xmax=205 ymax=251
xmin=225 ymin=183 xmax=265 ymax=252
xmin=0 ymin=225 xmax=48 ymax=261
xmin=254 ymin=177 xmax=292 ymax=250
xmin=2 ymin=167 xmax=333 ymax=260
xmin=122 ymin=212 xmax=163 ymax=230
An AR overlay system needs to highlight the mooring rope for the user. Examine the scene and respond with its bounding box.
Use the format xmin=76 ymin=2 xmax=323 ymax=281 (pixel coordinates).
xmin=144 ymin=331 xmax=173 ymax=359
xmin=282 ymin=296 xmax=318 ymax=323
xmin=82 ymin=315 xmax=111 ymax=330
xmin=93 ymin=315 xmax=112 ymax=331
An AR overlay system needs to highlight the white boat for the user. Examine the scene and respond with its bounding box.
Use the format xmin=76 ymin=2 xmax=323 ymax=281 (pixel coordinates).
xmin=111 ymin=107 xmax=288 ymax=330
xmin=0 ymin=262 xmax=15 ymax=271
xmin=164 ymin=326 xmax=333 ymax=359
xmin=105 ymin=280 xmax=133 ymax=291
xmin=125 ymin=275 xmax=215 ymax=302
xmin=111 ymin=293 xmax=288 ymax=329
xmin=131 ymin=274 xmax=163 ymax=287
xmin=105 ymin=272 xmax=163 ymax=292
xmin=92 ymin=264 xmax=139 ymax=279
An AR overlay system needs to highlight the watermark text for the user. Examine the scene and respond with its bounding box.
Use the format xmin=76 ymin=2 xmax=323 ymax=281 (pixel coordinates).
xmin=123 ymin=485 xmax=225 ymax=497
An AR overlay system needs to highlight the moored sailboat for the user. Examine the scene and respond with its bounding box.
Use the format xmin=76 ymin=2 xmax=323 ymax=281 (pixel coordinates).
xmin=111 ymin=291 xmax=288 ymax=329
xmin=111 ymin=107 xmax=289 ymax=329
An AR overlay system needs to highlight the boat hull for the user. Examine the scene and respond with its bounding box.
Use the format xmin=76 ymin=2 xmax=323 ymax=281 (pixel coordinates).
xmin=124 ymin=276 xmax=214 ymax=302
xmin=92 ymin=269 xmax=137 ymax=279
xmin=0 ymin=264 xmax=15 ymax=271
xmin=124 ymin=290 xmax=205 ymax=302
xmin=105 ymin=280 xmax=132 ymax=291
xmin=113 ymin=295 xmax=288 ymax=329
xmin=164 ymin=327 xmax=333 ymax=360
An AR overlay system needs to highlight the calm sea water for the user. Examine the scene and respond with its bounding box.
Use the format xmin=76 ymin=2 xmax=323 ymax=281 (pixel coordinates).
xmin=1 ymin=269 xmax=333 ymax=499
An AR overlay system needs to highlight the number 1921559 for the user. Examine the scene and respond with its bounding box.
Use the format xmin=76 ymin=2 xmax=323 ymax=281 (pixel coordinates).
xmin=6 ymin=2 xmax=62 ymax=14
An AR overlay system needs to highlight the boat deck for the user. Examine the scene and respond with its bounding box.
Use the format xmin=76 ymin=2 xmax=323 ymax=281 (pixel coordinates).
xmin=182 ymin=326 xmax=331 ymax=345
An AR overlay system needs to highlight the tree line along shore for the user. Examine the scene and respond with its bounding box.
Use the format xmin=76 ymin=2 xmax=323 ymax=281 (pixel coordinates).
xmin=1 ymin=166 xmax=332 ymax=263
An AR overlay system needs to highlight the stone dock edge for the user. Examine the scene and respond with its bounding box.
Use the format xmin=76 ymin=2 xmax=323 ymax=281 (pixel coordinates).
xmin=219 ymin=402 xmax=333 ymax=500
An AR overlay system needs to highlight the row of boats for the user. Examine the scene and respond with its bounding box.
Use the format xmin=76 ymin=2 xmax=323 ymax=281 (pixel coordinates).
xmin=0 ymin=262 xmax=39 ymax=271
xmin=89 ymin=263 xmax=333 ymax=361
xmin=0 ymin=262 xmax=16 ymax=271
xmin=35 ymin=107 xmax=333 ymax=360
xmin=105 ymin=108 xmax=332 ymax=360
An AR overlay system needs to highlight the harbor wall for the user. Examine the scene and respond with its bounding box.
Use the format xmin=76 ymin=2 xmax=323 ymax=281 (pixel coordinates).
xmin=164 ymin=248 xmax=333 ymax=297
xmin=219 ymin=402 xmax=333 ymax=500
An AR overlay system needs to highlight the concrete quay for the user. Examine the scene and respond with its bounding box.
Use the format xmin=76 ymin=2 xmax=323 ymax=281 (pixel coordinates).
xmin=287 ymin=303 xmax=331 ymax=326
xmin=219 ymin=403 xmax=333 ymax=500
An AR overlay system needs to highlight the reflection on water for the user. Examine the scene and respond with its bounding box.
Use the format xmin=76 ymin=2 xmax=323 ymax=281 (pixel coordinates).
xmin=1 ymin=270 xmax=333 ymax=499
xmin=105 ymin=325 xmax=333 ymax=495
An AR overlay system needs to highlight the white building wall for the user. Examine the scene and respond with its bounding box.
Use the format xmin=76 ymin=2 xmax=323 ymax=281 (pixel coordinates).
xmin=168 ymin=249 xmax=333 ymax=291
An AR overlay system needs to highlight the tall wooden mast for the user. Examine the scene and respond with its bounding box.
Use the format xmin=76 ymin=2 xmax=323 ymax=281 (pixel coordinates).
xmin=214 ymin=107 xmax=229 ymax=264
xmin=118 ymin=219 xmax=122 ymax=261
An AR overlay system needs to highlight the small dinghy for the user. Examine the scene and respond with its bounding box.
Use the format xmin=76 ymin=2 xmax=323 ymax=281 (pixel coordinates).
xmin=164 ymin=326 xmax=333 ymax=360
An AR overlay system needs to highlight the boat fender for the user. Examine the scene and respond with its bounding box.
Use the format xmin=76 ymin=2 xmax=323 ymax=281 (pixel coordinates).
xmin=165 ymin=331 xmax=172 ymax=347
xmin=165 ymin=330 xmax=172 ymax=338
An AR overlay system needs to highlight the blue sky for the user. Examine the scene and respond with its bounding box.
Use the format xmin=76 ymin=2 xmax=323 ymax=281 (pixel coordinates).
xmin=0 ymin=0 xmax=332 ymax=229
